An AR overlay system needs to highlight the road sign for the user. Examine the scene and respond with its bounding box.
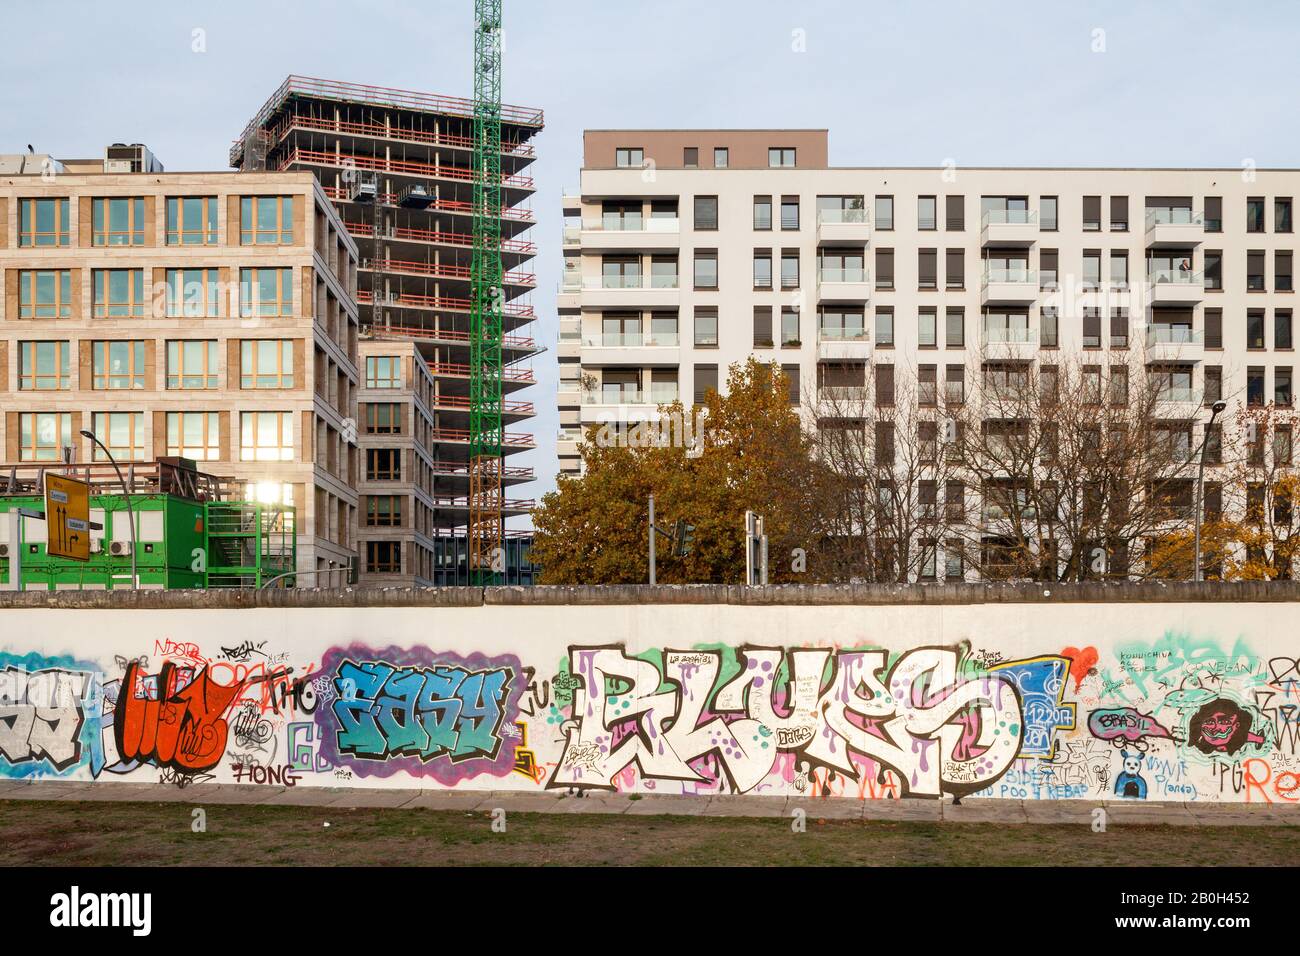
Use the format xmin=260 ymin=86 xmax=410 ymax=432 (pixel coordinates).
xmin=45 ymin=474 xmax=90 ymax=562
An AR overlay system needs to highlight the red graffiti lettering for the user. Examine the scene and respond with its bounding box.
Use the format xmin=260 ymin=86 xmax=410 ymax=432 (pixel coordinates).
xmin=116 ymin=661 xmax=240 ymax=773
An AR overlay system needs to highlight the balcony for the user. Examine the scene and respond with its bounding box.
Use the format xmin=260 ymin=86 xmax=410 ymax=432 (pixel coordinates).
xmin=816 ymin=386 xmax=871 ymax=408
xmin=1147 ymin=268 xmax=1203 ymax=304
xmin=1152 ymin=385 xmax=1203 ymax=418
xmin=981 ymin=266 xmax=1037 ymax=304
xmin=817 ymin=208 xmax=871 ymax=245
xmin=817 ymin=330 xmax=871 ymax=361
xmin=580 ymin=217 xmax=681 ymax=251
xmin=817 ymin=266 xmax=872 ymax=303
xmin=579 ymin=388 xmax=676 ymax=424
xmin=581 ymin=330 xmax=681 ymax=365
xmin=580 ymin=274 xmax=681 ymax=308
xmin=562 ymin=225 xmax=581 ymax=247
xmin=981 ymin=326 xmax=1039 ymax=359
xmin=1145 ymin=208 xmax=1204 ymax=248
xmin=1145 ymin=325 xmax=1203 ymax=363
xmin=980 ymin=209 xmax=1038 ymax=247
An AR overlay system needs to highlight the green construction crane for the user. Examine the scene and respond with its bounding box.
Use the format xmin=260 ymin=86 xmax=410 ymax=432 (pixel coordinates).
xmin=469 ymin=0 xmax=505 ymax=583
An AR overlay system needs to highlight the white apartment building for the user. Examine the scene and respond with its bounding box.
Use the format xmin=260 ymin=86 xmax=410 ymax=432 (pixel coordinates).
xmin=558 ymin=130 xmax=1298 ymax=578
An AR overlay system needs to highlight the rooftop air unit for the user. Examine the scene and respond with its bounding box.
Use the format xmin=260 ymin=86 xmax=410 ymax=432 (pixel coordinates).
xmin=104 ymin=143 xmax=163 ymax=173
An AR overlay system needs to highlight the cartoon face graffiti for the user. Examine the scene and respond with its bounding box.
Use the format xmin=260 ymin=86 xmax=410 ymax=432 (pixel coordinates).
xmin=1113 ymin=749 xmax=1147 ymax=799
xmin=1188 ymin=699 xmax=1265 ymax=756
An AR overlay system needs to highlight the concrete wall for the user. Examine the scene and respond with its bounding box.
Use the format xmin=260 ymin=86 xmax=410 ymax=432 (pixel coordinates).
xmin=0 ymin=585 xmax=1296 ymax=803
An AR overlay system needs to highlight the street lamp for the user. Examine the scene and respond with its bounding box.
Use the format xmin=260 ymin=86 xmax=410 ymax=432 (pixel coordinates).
xmin=79 ymin=429 xmax=137 ymax=590
xmin=1193 ymin=400 xmax=1228 ymax=582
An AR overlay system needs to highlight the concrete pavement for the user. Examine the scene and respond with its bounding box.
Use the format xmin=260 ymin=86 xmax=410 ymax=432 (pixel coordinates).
xmin=0 ymin=779 xmax=1295 ymax=825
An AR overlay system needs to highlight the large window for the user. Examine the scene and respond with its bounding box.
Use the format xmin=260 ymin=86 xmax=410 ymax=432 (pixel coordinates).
xmin=166 ymin=196 xmax=219 ymax=245
xmin=92 ymin=197 xmax=145 ymax=246
xmin=753 ymin=196 xmax=772 ymax=230
xmin=366 ymin=495 xmax=404 ymax=527
xmin=693 ymin=251 xmax=718 ymax=289
xmin=819 ymin=308 xmax=866 ymax=341
xmin=18 ymin=198 xmax=69 ymax=247
xmin=93 ymin=269 xmax=147 ymax=318
xmin=18 ymin=270 xmax=72 ymax=319
xmin=365 ymin=403 xmax=402 ymax=434
xmin=19 ymin=412 xmax=71 ymax=461
xmin=166 ymin=268 xmax=220 ymax=317
xmin=94 ymin=340 xmax=147 ymax=389
xmin=693 ymin=196 xmax=718 ymax=231
xmin=240 ymin=195 xmax=295 ymax=244
xmin=366 ymin=541 xmax=402 ymax=574
xmin=166 ymin=412 xmax=220 ymax=460
xmin=91 ymin=412 xmax=145 ymax=462
xmin=240 ymin=340 xmax=294 ymax=388
xmin=366 ymin=355 xmax=402 ymax=389
xmin=166 ymin=340 xmax=218 ymax=389
xmin=367 ymin=448 xmax=401 ymax=480
xmin=18 ymin=341 xmax=70 ymax=390
xmin=239 ymin=268 xmax=293 ymax=317
xmin=240 ymin=411 xmax=294 ymax=461
xmin=693 ymin=307 xmax=718 ymax=347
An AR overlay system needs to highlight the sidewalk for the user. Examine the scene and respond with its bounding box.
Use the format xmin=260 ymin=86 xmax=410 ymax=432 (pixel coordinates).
xmin=1 ymin=779 xmax=1295 ymax=826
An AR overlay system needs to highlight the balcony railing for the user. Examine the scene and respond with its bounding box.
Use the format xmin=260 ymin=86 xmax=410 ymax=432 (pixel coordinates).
xmin=1145 ymin=207 xmax=1202 ymax=227
xmin=817 ymin=328 xmax=869 ymax=342
xmin=1146 ymin=325 xmax=1202 ymax=346
xmin=982 ymin=266 xmax=1036 ymax=284
xmin=1155 ymin=386 xmax=1200 ymax=404
xmin=817 ymin=386 xmax=870 ymax=402
xmin=1148 ymin=268 xmax=1203 ymax=285
xmin=585 ymin=217 xmax=681 ymax=233
xmin=982 ymin=326 xmax=1037 ymax=344
xmin=819 ymin=267 xmax=869 ymax=283
xmin=981 ymin=209 xmax=1038 ymax=226
xmin=584 ymin=388 xmax=678 ymax=405
xmin=584 ymin=332 xmax=680 ymax=347
xmin=586 ymin=275 xmax=680 ymax=290
xmin=817 ymin=207 xmax=869 ymax=224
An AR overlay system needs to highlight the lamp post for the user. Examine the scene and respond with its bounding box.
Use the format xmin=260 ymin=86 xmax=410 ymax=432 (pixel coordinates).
xmin=79 ymin=430 xmax=137 ymax=590
xmin=1193 ymin=400 xmax=1228 ymax=582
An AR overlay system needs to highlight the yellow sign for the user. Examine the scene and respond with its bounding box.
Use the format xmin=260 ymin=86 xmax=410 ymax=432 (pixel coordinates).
xmin=45 ymin=474 xmax=90 ymax=562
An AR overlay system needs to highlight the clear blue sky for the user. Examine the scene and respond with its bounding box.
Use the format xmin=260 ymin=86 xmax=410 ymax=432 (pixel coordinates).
xmin=3 ymin=0 xmax=1297 ymax=513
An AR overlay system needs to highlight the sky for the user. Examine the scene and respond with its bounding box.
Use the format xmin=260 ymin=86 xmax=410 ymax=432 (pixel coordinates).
xmin=3 ymin=0 xmax=1297 ymax=517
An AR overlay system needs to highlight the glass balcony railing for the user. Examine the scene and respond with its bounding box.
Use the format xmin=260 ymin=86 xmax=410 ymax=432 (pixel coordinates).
xmin=649 ymin=385 xmax=680 ymax=403
xmin=562 ymin=225 xmax=581 ymax=243
xmin=1148 ymin=268 xmax=1203 ymax=286
xmin=1145 ymin=207 xmax=1202 ymax=227
xmin=1146 ymin=325 xmax=1202 ymax=346
xmin=982 ymin=326 xmax=1037 ymax=344
xmin=586 ymin=389 xmax=647 ymax=405
xmin=818 ymin=328 xmax=869 ymax=342
xmin=819 ymin=266 xmax=869 ymax=283
xmin=585 ymin=331 xmax=680 ymax=348
xmin=981 ymin=208 xmax=1037 ymax=227
xmin=817 ymin=386 xmax=870 ymax=402
xmin=586 ymin=217 xmax=681 ymax=233
xmin=588 ymin=275 xmax=680 ymax=290
xmin=1156 ymin=386 xmax=1199 ymax=404
xmin=817 ymin=207 xmax=869 ymax=225
xmin=982 ymin=267 xmax=1036 ymax=284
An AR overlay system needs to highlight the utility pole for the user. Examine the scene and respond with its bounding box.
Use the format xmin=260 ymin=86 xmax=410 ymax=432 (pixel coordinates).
xmin=745 ymin=510 xmax=768 ymax=585
xmin=648 ymin=493 xmax=656 ymax=585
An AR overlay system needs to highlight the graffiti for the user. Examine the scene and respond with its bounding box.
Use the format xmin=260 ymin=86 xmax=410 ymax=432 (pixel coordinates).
xmin=0 ymin=665 xmax=93 ymax=772
xmin=115 ymin=661 xmax=240 ymax=774
xmin=548 ymin=645 xmax=1023 ymax=798
xmin=1060 ymin=646 xmax=1099 ymax=692
xmin=220 ymin=641 xmax=268 ymax=663
xmin=1188 ymin=699 xmax=1269 ymax=756
xmin=1088 ymin=707 xmax=1175 ymax=748
xmin=231 ymin=701 xmax=275 ymax=750
xmin=230 ymin=762 xmax=300 ymax=786
xmin=1114 ymin=750 xmax=1148 ymax=799
xmin=288 ymin=721 xmax=333 ymax=773
xmin=990 ymin=656 xmax=1075 ymax=758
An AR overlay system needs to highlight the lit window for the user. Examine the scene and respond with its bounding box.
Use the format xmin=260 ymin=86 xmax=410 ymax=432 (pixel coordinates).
xmin=91 ymin=412 xmax=145 ymax=462
xmin=240 ymin=195 xmax=295 ymax=244
xmin=166 ymin=196 xmax=219 ymax=245
xmin=240 ymin=411 xmax=294 ymax=462
xmin=166 ymin=340 xmax=219 ymax=389
xmin=240 ymin=340 xmax=294 ymax=388
xmin=166 ymin=412 xmax=220 ymax=460
xmin=239 ymin=268 xmax=293 ymax=318
xmin=18 ymin=341 xmax=70 ymax=390
xmin=19 ymin=412 xmax=71 ymax=461
xmin=92 ymin=197 xmax=145 ymax=246
xmin=18 ymin=270 xmax=72 ymax=319
xmin=19 ymin=198 xmax=69 ymax=247
xmin=93 ymin=341 xmax=146 ymax=389
xmin=93 ymin=269 xmax=147 ymax=318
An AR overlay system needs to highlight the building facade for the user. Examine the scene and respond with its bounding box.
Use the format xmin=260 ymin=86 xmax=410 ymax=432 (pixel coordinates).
xmin=231 ymin=76 xmax=542 ymax=585
xmin=560 ymin=130 xmax=1299 ymax=578
xmin=0 ymin=154 xmax=360 ymax=580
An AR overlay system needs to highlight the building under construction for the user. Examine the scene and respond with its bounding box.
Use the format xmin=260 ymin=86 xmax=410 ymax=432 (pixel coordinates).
xmin=230 ymin=76 xmax=543 ymax=586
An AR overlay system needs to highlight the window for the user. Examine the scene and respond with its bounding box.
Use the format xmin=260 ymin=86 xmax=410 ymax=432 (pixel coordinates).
xmin=945 ymin=248 xmax=964 ymax=290
xmin=239 ymin=267 xmax=293 ymax=317
xmin=919 ymin=365 xmax=937 ymax=406
xmin=875 ymin=248 xmax=894 ymax=290
xmin=1278 ymin=198 xmax=1294 ymax=234
xmin=615 ymin=147 xmax=643 ymax=168
xmin=945 ymin=195 xmax=964 ymax=231
xmin=366 ymin=355 xmax=402 ymax=389
xmin=240 ymin=411 xmax=294 ymax=461
xmin=683 ymin=147 xmax=699 ymax=168
xmin=1040 ymin=365 xmax=1059 ymax=405
xmin=875 ymin=307 xmax=894 ymax=347
xmin=165 ymin=268 xmax=220 ymax=317
xmin=166 ymin=340 xmax=218 ymax=389
xmin=753 ymin=307 xmax=773 ymax=348
xmin=693 ymin=365 xmax=718 ymax=404
xmin=1109 ymin=366 xmax=1129 ymax=406
xmin=694 ymin=307 xmax=718 ymax=347
xmin=1039 ymin=196 xmax=1058 ymax=231
xmin=1278 ymin=311 xmax=1294 ymax=350
xmin=18 ymin=198 xmax=69 ymax=247
xmin=819 ymin=249 xmax=863 ymax=283
xmin=1248 ymin=251 xmax=1266 ymax=291
xmin=601 ymin=201 xmax=642 ymax=231
xmin=1082 ymin=308 xmax=1101 ymax=348
xmin=1039 ymin=249 xmax=1058 ymax=289
xmin=768 ymin=147 xmax=795 ymax=168
xmin=1248 ymin=310 xmax=1266 ymax=349
xmin=819 ymin=308 xmax=865 ymax=341
xmin=1109 ymin=195 xmax=1129 ymax=231
xmin=780 ymin=251 xmax=800 ymax=289
xmin=94 ymin=340 xmax=147 ymax=390
xmin=91 ymin=197 xmax=146 ymax=246
xmin=1110 ymin=309 xmax=1129 ymax=348
xmin=18 ymin=270 xmax=72 ymax=319
xmin=781 ymin=307 xmax=801 ymax=346
xmin=367 ymin=541 xmax=402 ymax=574
xmin=918 ymin=249 xmax=937 ymax=290
xmin=945 ymin=365 xmax=965 ymax=404
xmin=874 ymin=195 xmax=894 ymax=230
xmin=18 ymin=341 xmax=70 ymax=390
xmin=1247 ymin=197 xmax=1266 ymax=233
xmin=367 ymin=448 xmax=401 ymax=480
xmin=1082 ymin=196 xmax=1101 ymax=231
xmin=166 ymin=412 xmax=220 ymax=460
xmin=693 ymin=195 xmax=718 ymax=230
xmin=241 ymin=340 xmax=294 ymax=388
xmin=875 ymin=363 xmax=895 ymax=407
xmin=780 ymin=196 xmax=800 ymax=230
xmin=166 ymin=196 xmax=219 ymax=245
xmin=91 ymin=412 xmax=145 ymax=462
xmin=1277 ymin=367 xmax=1294 ymax=407
xmin=945 ymin=540 xmax=965 ymax=580
xmin=365 ymin=403 xmax=402 ymax=434
xmin=649 ymin=312 xmax=677 ymax=346
xmin=1110 ymin=250 xmax=1128 ymax=287
xmin=1205 ymin=309 xmax=1223 ymax=349
xmin=19 ymin=412 xmax=71 ymax=461
xmin=753 ymin=195 xmax=772 ymax=230
xmin=1082 ymin=250 xmax=1101 ymax=288
xmin=1204 ymin=366 xmax=1223 ymax=405
xmin=93 ymin=269 xmax=146 ymax=318
xmin=240 ymin=195 xmax=295 ymax=244
xmin=1204 ymin=250 xmax=1223 ymax=290
xmin=601 ymin=256 xmax=640 ymax=288
xmin=919 ymin=308 xmax=937 ymax=348
xmin=918 ymin=196 xmax=937 ymax=230
xmin=714 ymin=148 xmax=729 ymax=169
xmin=366 ymin=496 xmax=404 ymax=527
xmin=693 ymin=250 xmax=718 ymax=289
xmin=1041 ymin=307 xmax=1059 ymax=348
xmin=1277 ymin=251 xmax=1293 ymax=292
xmin=753 ymin=249 xmax=772 ymax=288
xmin=1277 ymin=426 xmax=1294 ymax=466
xmin=1247 ymin=367 xmax=1265 ymax=407
xmin=946 ymin=308 xmax=964 ymax=348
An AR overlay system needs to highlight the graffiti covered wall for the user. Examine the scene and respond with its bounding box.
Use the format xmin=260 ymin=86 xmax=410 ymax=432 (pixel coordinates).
xmin=1 ymin=597 xmax=1297 ymax=803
